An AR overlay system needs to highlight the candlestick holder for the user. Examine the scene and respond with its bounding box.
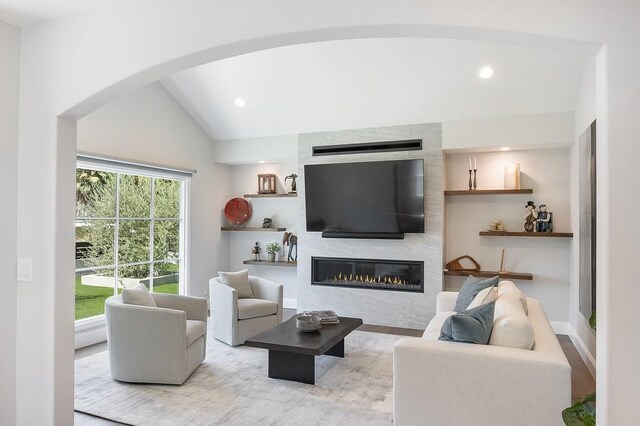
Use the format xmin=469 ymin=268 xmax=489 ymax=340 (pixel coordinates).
xmin=473 ymin=169 xmax=477 ymax=190
xmin=468 ymin=169 xmax=473 ymax=190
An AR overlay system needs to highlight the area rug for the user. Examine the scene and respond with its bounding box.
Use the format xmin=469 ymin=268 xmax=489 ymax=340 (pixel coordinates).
xmin=75 ymin=330 xmax=404 ymax=425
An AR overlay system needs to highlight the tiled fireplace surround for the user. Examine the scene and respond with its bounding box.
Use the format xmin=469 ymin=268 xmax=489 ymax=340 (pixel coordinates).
xmin=297 ymin=123 xmax=444 ymax=329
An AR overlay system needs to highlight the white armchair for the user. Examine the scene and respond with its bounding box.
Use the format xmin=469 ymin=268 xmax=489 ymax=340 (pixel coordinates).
xmin=209 ymin=276 xmax=283 ymax=346
xmin=105 ymin=293 xmax=208 ymax=384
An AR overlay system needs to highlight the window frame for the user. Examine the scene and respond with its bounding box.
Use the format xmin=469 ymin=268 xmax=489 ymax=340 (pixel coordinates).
xmin=75 ymin=159 xmax=190 ymax=327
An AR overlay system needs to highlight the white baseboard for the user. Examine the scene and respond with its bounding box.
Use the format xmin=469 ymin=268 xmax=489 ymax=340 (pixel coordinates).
xmin=75 ymin=321 xmax=107 ymax=349
xmin=568 ymin=326 xmax=597 ymax=379
xmin=283 ymin=298 xmax=297 ymax=310
xmin=550 ymin=321 xmax=570 ymax=335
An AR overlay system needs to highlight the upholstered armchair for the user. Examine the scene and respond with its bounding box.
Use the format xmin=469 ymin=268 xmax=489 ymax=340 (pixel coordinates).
xmin=105 ymin=292 xmax=208 ymax=385
xmin=210 ymin=275 xmax=283 ymax=346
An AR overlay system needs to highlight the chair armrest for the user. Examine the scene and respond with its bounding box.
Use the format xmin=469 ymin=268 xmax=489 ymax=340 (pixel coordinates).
xmin=249 ymin=276 xmax=283 ymax=323
xmin=152 ymin=293 xmax=208 ymax=322
xmin=436 ymin=291 xmax=458 ymax=313
xmin=209 ymin=278 xmax=238 ymax=342
xmin=393 ymin=337 xmax=571 ymax=425
xmin=106 ymin=303 xmax=187 ymax=382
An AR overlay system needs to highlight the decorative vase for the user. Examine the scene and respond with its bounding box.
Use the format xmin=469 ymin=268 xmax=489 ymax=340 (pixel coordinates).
xmin=268 ymin=253 xmax=276 ymax=262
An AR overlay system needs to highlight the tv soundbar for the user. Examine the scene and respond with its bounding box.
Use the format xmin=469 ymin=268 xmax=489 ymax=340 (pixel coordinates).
xmin=321 ymin=231 xmax=405 ymax=240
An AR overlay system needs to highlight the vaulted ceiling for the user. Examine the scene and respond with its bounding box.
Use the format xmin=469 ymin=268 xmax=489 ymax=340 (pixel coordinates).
xmin=161 ymin=38 xmax=590 ymax=141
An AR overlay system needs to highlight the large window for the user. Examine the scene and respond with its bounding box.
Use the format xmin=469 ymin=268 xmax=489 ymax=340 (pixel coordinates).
xmin=75 ymin=161 xmax=188 ymax=321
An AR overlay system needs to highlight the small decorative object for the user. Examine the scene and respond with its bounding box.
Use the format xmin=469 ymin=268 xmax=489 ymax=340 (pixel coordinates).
xmin=257 ymin=173 xmax=277 ymax=194
xmin=251 ymin=242 xmax=261 ymax=261
xmin=468 ymin=156 xmax=477 ymax=190
xmin=445 ymin=255 xmax=481 ymax=272
xmin=488 ymin=220 xmax=505 ymax=232
xmin=224 ymin=198 xmax=252 ymax=226
xmin=523 ymin=201 xmax=538 ymax=232
xmin=499 ymin=249 xmax=507 ymax=273
xmin=262 ymin=217 xmax=273 ymax=228
xmin=265 ymin=242 xmax=281 ymax=262
xmin=535 ymin=204 xmax=553 ymax=233
xmin=285 ymin=173 xmax=298 ymax=194
xmin=282 ymin=232 xmax=298 ymax=263
xmin=503 ymin=163 xmax=521 ymax=190
xmin=468 ymin=168 xmax=473 ymax=190
xmin=296 ymin=315 xmax=321 ymax=333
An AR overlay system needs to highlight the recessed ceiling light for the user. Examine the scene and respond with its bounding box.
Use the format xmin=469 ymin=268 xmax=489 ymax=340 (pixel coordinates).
xmin=479 ymin=66 xmax=494 ymax=79
xmin=258 ymin=160 xmax=266 ymax=164
xmin=500 ymin=147 xmax=510 ymax=151
xmin=234 ymin=98 xmax=246 ymax=107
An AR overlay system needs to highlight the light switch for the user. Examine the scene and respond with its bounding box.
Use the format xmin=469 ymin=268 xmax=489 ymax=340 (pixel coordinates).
xmin=17 ymin=258 xmax=33 ymax=282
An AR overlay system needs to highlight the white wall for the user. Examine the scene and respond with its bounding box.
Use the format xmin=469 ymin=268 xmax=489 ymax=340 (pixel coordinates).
xmin=570 ymin=56 xmax=597 ymax=375
xmin=77 ymin=82 xmax=230 ymax=302
xmin=210 ymin=134 xmax=297 ymax=165
xmin=226 ymin=161 xmax=299 ymax=306
xmin=0 ymin=19 xmax=20 ymax=426
xmin=445 ymin=149 xmax=571 ymax=322
xmin=12 ymin=1 xmax=640 ymax=423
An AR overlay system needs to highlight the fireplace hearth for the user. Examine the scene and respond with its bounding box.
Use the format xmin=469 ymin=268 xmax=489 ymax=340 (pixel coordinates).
xmin=312 ymin=256 xmax=424 ymax=293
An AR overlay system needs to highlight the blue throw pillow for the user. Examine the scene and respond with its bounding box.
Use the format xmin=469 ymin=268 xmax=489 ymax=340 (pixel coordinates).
xmin=439 ymin=301 xmax=496 ymax=345
xmin=453 ymin=275 xmax=499 ymax=312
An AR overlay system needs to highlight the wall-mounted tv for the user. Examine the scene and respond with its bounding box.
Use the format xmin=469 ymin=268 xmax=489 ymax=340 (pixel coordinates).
xmin=304 ymin=159 xmax=424 ymax=238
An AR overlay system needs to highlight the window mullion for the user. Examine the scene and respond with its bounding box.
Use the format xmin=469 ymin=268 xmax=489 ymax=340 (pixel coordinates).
xmin=149 ymin=177 xmax=155 ymax=292
xmin=113 ymin=173 xmax=121 ymax=295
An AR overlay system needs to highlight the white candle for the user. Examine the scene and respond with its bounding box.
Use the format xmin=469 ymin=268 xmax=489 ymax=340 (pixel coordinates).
xmin=474 ymin=157 xmax=477 ymax=170
xmin=469 ymin=157 xmax=472 ymax=170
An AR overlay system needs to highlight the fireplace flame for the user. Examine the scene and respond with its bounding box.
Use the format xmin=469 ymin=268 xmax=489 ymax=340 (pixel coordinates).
xmin=325 ymin=273 xmax=409 ymax=286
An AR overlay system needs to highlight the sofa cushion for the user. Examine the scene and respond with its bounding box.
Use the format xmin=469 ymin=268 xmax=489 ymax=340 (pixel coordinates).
xmin=186 ymin=320 xmax=206 ymax=346
xmin=422 ymin=311 xmax=455 ymax=340
xmin=466 ymin=286 xmax=498 ymax=310
xmin=218 ymin=269 xmax=254 ymax=299
xmin=121 ymin=283 xmax=157 ymax=307
xmin=497 ymin=280 xmax=528 ymax=313
xmin=454 ymin=275 xmax=499 ymax=312
xmin=490 ymin=292 xmax=535 ymax=349
xmin=439 ymin=302 xmax=495 ymax=344
xmin=237 ymin=298 xmax=278 ymax=320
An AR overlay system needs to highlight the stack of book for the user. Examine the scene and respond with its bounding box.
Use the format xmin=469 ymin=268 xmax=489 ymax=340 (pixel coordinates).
xmin=303 ymin=310 xmax=339 ymax=325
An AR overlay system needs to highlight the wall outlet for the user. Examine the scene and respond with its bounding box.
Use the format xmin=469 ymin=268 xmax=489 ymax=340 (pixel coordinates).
xmin=17 ymin=258 xmax=33 ymax=282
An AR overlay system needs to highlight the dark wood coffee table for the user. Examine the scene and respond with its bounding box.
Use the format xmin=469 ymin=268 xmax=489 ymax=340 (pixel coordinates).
xmin=244 ymin=315 xmax=363 ymax=384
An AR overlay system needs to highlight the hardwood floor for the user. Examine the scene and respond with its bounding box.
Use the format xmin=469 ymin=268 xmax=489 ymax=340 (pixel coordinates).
xmin=74 ymin=309 xmax=595 ymax=423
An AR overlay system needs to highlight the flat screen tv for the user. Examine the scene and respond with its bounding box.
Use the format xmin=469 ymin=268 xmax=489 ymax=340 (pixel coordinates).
xmin=304 ymin=159 xmax=424 ymax=237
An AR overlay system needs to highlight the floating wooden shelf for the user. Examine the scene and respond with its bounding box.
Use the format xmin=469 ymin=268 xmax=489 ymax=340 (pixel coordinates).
xmin=444 ymin=189 xmax=533 ymax=195
xmin=243 ymin=193 xmax=297 ymax=198
xmin=479 ymin=231 xmax=573 ymax=238
xmin=221 ymin=227 xmax=286 ymax=232
xmin=444 ymin=270 xmax=533 ymax=281
xmin=243 ymin=259 xmax=297 ymax=268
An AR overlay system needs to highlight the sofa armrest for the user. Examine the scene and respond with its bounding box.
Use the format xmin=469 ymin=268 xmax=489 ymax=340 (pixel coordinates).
xmin=209 ymin=278 xmax=238 ymax=342
xmin=393 ymin=337 xmax=571 ymax=426
xmin=436 ymin=291 xmax=458 ymax=313
xmin=152 ymin=293 xmax=208 ymax=322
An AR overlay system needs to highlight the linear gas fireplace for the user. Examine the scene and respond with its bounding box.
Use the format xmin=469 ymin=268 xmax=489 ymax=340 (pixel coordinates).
xmin=312 ymin=256 xmax=424 ymax=293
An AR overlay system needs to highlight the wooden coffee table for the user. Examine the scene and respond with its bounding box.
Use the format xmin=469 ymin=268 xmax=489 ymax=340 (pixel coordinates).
xmin=244 ymin=315 xmax=363 ymax=384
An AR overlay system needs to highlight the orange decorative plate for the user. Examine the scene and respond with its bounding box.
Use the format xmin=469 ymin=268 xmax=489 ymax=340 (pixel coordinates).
xmin=224 ymin=198 xmax=252 ymax=225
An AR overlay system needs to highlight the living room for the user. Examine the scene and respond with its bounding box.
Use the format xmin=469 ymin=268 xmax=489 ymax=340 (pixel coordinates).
xmin=2 ymin=2 xmax=639 ymax=425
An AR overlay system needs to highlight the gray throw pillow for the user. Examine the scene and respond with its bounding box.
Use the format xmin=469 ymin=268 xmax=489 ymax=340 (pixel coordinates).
xmin=454 ymin=275 xmax=499 ymax=312
xmin=439 ymin=301 xmax=496 ymax=345
xmin=121 ymin=283 xmax=157 ymax=307
xmin=218 ymin=269 xmax=254 ymax=299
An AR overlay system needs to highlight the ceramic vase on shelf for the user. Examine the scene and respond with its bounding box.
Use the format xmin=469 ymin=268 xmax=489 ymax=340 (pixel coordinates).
xmin=503 ymin=163 xmax=521 ymax=190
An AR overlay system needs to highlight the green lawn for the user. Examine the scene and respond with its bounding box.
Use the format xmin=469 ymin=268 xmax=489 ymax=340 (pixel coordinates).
xmin=75 ymin=276 xmax=178 ymax=320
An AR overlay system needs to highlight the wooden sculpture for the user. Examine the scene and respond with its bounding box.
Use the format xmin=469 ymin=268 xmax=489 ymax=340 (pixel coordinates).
xmin=445 ymin=255 xmax=481 ymax=272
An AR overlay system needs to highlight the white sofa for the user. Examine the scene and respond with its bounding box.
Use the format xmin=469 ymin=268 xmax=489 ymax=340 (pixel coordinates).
xmin=393 ymin=288 xmax=571 ymax=426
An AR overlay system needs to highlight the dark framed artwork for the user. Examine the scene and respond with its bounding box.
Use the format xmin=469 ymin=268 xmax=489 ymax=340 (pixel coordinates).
xmin=578 ymin=120 xmax=596 ymax=320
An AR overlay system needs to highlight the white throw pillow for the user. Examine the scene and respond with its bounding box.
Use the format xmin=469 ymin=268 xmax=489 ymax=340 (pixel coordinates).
xmin=121 ymin=283 xmax=157 ymax=307
xmin=466 ymin=286 xmax=498 ymax=310
xmin=218 ymin=269 xmax=254 ymax=299
xmin=489 ymin=292 xmax=534 ymax=350
xmin=497 ymin=280 xmax=528 ymax=313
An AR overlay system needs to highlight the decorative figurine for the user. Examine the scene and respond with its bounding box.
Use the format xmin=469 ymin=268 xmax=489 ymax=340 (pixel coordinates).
xmin=282 ymin=231 xmax=298 ymax=263
xmin=251 ymin=242 xmax=261 ymax=261
xmin=445 ymin=255 xmax=481 ymax=272
xmin=262 ymin=217 xmax=273 ymax=228
xmin=523 ymin=201 xmax=538 ymax=232
xmin=536 ymin=204 xmax=553 ymax=233
xmin=285 ymin=173 xmax=298 ymax=194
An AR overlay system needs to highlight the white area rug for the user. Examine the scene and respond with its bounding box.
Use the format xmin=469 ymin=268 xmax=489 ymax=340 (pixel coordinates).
xmin=75 ymin=330 xmax=403 ymax=425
